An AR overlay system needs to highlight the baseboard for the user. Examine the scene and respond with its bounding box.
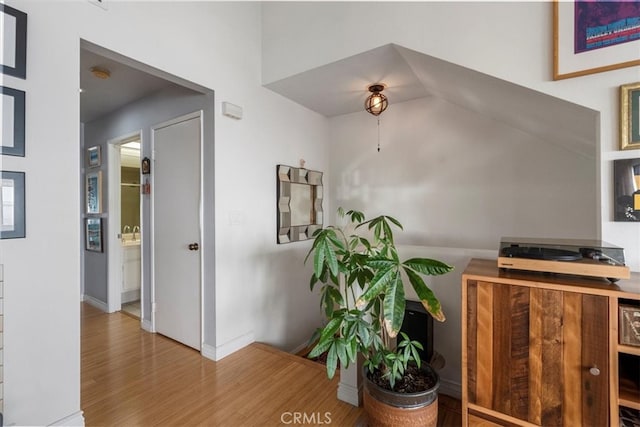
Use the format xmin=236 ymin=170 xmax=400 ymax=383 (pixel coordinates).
xmin=289 ymin=341 xmax=310 ymax=356
xmin=121 ymin=290 xmax=140 ymax=304
xmin=49 ymin=410 xmax=85 ymax=426
xmin=201 ymin=343 xmax=217 ymax=361
xmin=337 ymin=382 xmax=362 ymax=407
xmin=141 ymin=319 xmax=153 ymax=333
xmin=81 ymin=294 xmax=108 ymax=312
xmin=438 ymin=378 xmax=461 ymax=400
xmin=201 ymin=332 xmax=255 ymax=361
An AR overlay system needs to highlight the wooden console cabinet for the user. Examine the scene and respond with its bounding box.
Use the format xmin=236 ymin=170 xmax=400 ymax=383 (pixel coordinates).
xmin=462 ymin=258 xmax=640 ymax=427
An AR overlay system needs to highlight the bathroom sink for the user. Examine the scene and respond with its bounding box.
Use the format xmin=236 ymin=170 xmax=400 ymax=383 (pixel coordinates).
xmin=121 ymin=233 xmax=141 ymax=246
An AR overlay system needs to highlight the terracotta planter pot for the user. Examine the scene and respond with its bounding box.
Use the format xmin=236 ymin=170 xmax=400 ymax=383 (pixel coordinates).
xmin=363 ymin=364 xmax=439 ymax=427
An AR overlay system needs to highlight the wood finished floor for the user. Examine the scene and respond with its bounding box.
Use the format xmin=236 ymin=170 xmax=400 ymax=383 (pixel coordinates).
xmin=81 ymin=303 xmax=461 ymax=426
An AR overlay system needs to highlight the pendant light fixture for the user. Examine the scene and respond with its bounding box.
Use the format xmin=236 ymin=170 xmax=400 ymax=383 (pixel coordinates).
xmin=364 ymin=84 xmax=388 ymax=152
xmin=364 ymin=84 xmax=388 ymax=116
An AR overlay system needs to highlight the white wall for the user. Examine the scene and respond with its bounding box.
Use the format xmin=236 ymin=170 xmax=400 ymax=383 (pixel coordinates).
xmin=262 ymin=0 xmax=640 ymax=398
xmin=329 ymin=95 xmax=598 ymax=394
xmin=262 ymin=1 xmax=640 ymax=270
xmin=330 ymin=97 xmax=598 ymax=249
xmin=4 ymin=1 xmax=328 ymax=424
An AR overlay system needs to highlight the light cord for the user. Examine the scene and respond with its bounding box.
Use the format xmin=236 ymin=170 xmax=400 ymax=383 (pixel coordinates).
xmin=377 ymin=118 xmax=381 ymax=152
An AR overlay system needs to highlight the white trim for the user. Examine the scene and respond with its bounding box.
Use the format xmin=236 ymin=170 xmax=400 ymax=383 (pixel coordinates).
xmin=438 ymin=378 xmax=462 ymax=400
xmin=337 ymin=382 xmax=362 ymax=407
xmin=150 ymin=111 xmax=203 ymax=345
xmin=289 ymin=341 xmax=310 ymax=355
xmin=201 ymin=332 xmax=255 ymax=362
xmin=107 ymin=130 xmax=141 ymax=314
xmin=82 ymin=294 xmax=108 ymax=312
xmin=49 ymin=410 xmax=85 ymax=426
xmin=141 ymin=318 xmax=154 ymax=333
xmin=121 ymin=289 xmax=140 ymax=304
xmin=201 ymin=343 xmax=217 ymax=361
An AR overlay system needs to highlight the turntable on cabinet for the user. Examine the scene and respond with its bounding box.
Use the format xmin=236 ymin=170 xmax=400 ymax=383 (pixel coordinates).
xmin=498 ymin=237 xmax=630 ymax=282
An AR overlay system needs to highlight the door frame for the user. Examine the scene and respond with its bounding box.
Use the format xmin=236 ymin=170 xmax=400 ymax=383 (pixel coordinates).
xmin=150 ymin=110 xmax=204 ymax=347
xmin=107 ymin=130 xmax=143 ymax=315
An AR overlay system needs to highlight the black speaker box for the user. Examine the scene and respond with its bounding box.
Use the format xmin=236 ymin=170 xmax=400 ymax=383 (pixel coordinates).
xmin=399 ymin=300 xmax=434 ymax=363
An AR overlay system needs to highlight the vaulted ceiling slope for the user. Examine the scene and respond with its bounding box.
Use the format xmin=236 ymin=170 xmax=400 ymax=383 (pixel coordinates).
xmin=264 ymin=44 xmax=598 ymax=158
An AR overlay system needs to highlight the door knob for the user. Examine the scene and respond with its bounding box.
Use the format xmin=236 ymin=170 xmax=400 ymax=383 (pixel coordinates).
xmin=589 ymin=366 xmax=601 ymax=376
xmin=188 ymin=243 xmax=199 ymax=251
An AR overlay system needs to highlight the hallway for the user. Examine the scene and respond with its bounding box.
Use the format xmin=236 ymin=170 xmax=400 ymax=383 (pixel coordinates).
xmin=80 ymin=303 xmax=363 ymax=425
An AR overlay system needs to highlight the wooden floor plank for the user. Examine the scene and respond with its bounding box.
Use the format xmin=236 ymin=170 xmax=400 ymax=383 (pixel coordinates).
xmin=81 ymin=303 xmax=461 ymax=426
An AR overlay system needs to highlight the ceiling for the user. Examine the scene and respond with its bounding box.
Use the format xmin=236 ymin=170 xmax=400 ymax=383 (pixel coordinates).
xmin=80 ymin=49 xmax=180 ymax=123
xmin=80 ymin=43 xmax=598 ymax=159
xmin=265 ymin=44 xmax=598 ymax=157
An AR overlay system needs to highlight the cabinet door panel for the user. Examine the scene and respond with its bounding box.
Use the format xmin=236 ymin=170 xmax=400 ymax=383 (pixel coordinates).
xmin=466 ymin=281 xmax=609 ymax=426
xmin=581 ymin=294 xmax=609 ymax=426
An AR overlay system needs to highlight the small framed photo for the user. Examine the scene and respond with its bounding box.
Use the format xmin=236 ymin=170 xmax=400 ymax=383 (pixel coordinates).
xmin=141 ymin=157 xmax=151 ymax=175
xmin=621 ymin=82 xmax=640 ymax=151
xmin=87 ymin=145 xmax=101 ymax=168
xmin=86 ymin=171 xmax=102 ymax=214
xmin=613 ymin=158 xmax=640 ymax=221
xmin=619 ymin=304 xmax=640 ymax=347
xmin=85 ymin=218 xmax=103 ymax=252
xmin=1 ymin=86 xmax=26 ymax=157
xmin=1 ymin=171 xmax=25 ymax=239
xmin=0 ymin=4 xmax=27 ymax=79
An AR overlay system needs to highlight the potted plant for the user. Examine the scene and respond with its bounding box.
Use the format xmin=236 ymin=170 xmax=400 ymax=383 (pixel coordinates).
xmin=305 ymin=208 xmax=453 ymax=427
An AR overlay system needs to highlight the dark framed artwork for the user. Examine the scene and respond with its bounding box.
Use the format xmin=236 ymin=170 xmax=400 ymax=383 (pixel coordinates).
xmin=85 ymin=218 xmax=103 ymax=252
xmin=1 ymin=86 xmax=25 ymax=157
xmin=614 ymin=158 xmax=640 ymax=222
xmin=621 ymin=82 xmax=640 ymax=151
xmin=86 ymin=171 xmax=102 ymax=214
xmin=553 ymin=0 xmax=640 ymax=80
xmin=1 ymin=171 xmax=25 ymax=239
xmin=0 ymin=4 xmax=27 ymax=79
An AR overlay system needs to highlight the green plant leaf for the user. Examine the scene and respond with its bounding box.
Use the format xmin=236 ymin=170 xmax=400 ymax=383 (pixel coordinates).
xmin=308 ymin=337 xmax=332 ymax=359
xmin=384 ymin=215 xmax=403 ymax=230
xmin=336 ymin=339 xmax=348 ymax=368
xmin=403 ymin=258 xmax=454 ymax=276
xmin=326 ymin=344 xmax=339 ymax=379
xmin=382 ymin=273 xmax=405 ymax=338
xmin=314 ymin=239 xmax=327 ymax=278
xmin=346 ymin=209 xmax=364 ymax=223
xmin=318 ymin=316 xmax=342 ymax=345
xmin=355 ymin=265 xmax=395 ymax=308
xmin=403 ymin=267 xmax=445 ymax=322
xmin=324 ymin=241 xmax=339 ymax=277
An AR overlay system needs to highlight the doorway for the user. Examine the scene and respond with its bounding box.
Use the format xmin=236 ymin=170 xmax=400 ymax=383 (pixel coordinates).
xmin=151 ymin=112 xmax=203 ymax=350
xmin=107 ymin=133 xmax=143 ymax=317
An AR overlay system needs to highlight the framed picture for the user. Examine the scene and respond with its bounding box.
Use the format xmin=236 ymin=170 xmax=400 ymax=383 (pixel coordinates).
xmin=1 ymin=86 xmax=25 ymax=157
xmin=1 ymin=171 xmax=25 ymax=239
xmin=85 ymin=218 xmax=103 ymax=252
xmin=141 ymin=157 xmax=151 ymax=174
xmin=86 ymin=171 xmax=102 ymax=214
xmin=621 ymin=82 xmax=640 ymax=151
xmin=0 ymin=4 xmax=27 ymax=79
xmin=613 ymin=158 xmax=640 ymax=222
xmin=553 ymin=1 xmax=640 ymax=80
xmin=87 ymin=145 xmax=101 ymax=167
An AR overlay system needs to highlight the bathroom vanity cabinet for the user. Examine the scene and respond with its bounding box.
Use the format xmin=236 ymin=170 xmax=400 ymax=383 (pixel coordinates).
xmin=461 ymin=258 xmax=640 ymax=427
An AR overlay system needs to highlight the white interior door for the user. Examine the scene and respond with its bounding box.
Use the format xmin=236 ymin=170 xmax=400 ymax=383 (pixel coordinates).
xmin=152 ymin=113 xmax=202 ymax=350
